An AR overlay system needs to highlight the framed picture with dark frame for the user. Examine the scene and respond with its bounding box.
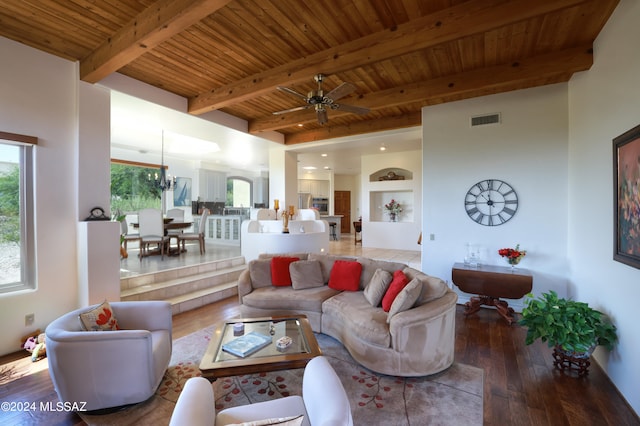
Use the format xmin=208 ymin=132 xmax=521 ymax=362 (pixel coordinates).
xmin=613 ymin=124 xmax=640 ymax=269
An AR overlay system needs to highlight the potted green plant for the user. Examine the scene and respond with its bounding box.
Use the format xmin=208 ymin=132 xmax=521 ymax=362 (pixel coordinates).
xmin=519 ymin=291 xmax=617 ymax=375
xmin=113 ymin=213 xmax=127 ymax=258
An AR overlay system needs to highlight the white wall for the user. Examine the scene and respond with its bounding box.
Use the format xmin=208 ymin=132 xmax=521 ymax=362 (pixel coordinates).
xmin=362 ymin=150 xmax=422 ymax=250
xmin=567 ymin=0 xmax=640 ymax=414
xmin=0 ymin=37 xmax=79 ymax=355
xmin=422 ymin=84 xmax=570 ymax=310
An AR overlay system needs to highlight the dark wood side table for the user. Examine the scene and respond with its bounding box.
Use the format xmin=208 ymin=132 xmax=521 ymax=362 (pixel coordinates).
xmin=451 ymin=262 xmax=533 ymax=324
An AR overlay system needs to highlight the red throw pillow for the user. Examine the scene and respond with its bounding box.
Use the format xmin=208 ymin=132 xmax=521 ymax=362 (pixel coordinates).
xmin=328 ymin=260 xmax=362 ymax=291
xmin=270 ymin=256 xmax=300 ymax=286
xmin=381 ymin=270 xmax=410 ymax=312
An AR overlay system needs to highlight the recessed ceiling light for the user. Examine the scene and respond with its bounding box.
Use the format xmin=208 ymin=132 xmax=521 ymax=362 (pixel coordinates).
xmin=321 ymin=153 xmax=327 ymax=157
xmin=298 ymin=124 xmax=304 ymax=127
xmin=302 ymin=166 xmax=317 ymax=170
xmin=323 ymin=166 xmax=330 ymax=170
xmin=380 ymin=146 xmax=386 ymax=151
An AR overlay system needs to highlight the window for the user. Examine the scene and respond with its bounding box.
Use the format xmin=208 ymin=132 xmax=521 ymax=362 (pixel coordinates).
xmin=110 ymin=161 xmax=163 ymax=214
xmin=0 ymin=134 xmax=36 ymax=294
xmin=226 ymin=177 xmax=251 ymax=208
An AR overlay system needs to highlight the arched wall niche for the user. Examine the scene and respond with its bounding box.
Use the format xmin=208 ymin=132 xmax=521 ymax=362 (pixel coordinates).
xmin=369 ymin=167 xmax=413 ymax=182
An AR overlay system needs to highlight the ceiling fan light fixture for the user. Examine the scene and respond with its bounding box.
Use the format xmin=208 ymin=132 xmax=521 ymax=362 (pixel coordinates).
xmin=273 ymin=74 xmax=370 ymax=125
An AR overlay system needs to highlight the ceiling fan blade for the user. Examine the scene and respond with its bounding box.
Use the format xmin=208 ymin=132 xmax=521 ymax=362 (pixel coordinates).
xmin=277 ymin=86 xmax=309 ymax=101
xmin=272 ymin=105 xmax=311 ymax=115
xmin=324 ymin=82 xmax=355 ymax=102
xmin=334 ymin=103 xmax=370 ymax=115
xmin=317 ymin=108 xmax=328 ymax=125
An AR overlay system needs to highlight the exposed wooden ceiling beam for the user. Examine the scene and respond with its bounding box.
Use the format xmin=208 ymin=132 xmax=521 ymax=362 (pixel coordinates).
xmin=188 ymin=0 xmax=588 ymax=114
xmin=249 ymin=44 xmax=593 ymax=133
xmin=284 ymin=113 xmax=422 ymax=145
xmin=80 ymin=0 xmax=232 ymax=83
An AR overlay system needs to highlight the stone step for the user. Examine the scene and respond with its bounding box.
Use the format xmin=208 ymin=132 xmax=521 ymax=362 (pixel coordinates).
xmin=167 ymin=280 xmax=238 ymax=315
xmin=120 ymin=256 xmax=245 ymax=291
xmin=120 ymin=256 xmax=245 ymax=315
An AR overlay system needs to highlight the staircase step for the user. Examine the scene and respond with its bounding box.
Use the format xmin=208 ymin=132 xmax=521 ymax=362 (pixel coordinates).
xmin=120 ymin=264 xmax=245 ymax=300
xmin=120 ymin=256 xmax=245 ymax=290
xmin=167 ymin=280 xmax=238 ymax=315
xmin=119 ymin=256 xmax=246 ymax=315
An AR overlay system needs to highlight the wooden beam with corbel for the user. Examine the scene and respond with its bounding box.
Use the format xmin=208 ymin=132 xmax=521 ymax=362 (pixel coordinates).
xmin=80 ymin=0 xmax=232 ymax=83
xmin=284 ymin=112 xmax=422 ymax=145
xmin=249 ymin=44 xmax=593 ymax=134
xmin=187 ymin=0 xmax=588 ymax=115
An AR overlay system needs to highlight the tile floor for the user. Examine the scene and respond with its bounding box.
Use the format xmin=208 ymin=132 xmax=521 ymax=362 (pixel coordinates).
xmin=120 ymin=234 xmax=421 ymax=278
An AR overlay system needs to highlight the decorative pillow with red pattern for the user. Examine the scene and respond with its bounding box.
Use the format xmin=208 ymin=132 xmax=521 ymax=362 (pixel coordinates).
xmin=79 ymin=300 xmax=120 ymax=331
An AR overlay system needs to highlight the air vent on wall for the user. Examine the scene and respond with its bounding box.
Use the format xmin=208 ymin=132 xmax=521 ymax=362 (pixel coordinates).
xmin=470 ymin=113 xmax=501 ymax=127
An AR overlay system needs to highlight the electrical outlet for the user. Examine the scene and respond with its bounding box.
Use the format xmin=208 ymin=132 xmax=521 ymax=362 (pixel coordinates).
xmin=25 ymin=313 xmax=34 ymax=326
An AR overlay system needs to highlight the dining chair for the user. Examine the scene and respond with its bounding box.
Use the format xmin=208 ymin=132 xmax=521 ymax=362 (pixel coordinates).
xmin=166 ymin=208 xmax=184 ymax=221
xmin=166 ymin=208 xmax=185 ymax=250
xmin=120 ymin=216 xmax=140 ymax=251
xmin=138 ymin=208 xmax=170 ymax=259
xmin=177 ymin=208 xmax=208 ymax=255
xmin=354 ymin=220 xmax=362 ymax=245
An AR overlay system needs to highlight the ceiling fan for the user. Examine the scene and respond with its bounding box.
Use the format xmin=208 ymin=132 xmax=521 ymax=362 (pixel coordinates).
xmin=273 ymin=74 xmax=370 ymax=125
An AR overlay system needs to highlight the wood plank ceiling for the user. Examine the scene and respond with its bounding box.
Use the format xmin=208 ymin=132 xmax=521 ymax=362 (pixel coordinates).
xmin=0 ymin=0 xmax=619 ymax=145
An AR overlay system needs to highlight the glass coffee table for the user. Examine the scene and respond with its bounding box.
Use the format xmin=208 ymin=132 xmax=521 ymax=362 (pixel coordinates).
xmin=199 ymin=315 xmax=322 ymax=381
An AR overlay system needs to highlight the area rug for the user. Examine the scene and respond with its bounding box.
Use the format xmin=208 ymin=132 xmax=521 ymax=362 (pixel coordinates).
xmin=80 ymin=327 xmax=483 ymax=425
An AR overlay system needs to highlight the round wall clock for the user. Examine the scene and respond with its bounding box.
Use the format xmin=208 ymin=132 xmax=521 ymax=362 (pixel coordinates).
xmin=464 ymin=179 xmax=518 ymax=226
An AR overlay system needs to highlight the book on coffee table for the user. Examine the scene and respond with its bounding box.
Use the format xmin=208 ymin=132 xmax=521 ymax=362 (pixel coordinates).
xmin=222 ymin=331 xmax=272 ymax=358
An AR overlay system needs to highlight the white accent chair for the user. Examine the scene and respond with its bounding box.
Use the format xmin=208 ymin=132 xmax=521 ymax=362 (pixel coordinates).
xmin=138 ymin=208 xmax=170 ymax=259
xmin=177 ymin=208 xmax=208 ymax=255
xmin=169 ymin=356 xmax=353 ymax=426
xmin=45 ymin=301 xmax=173 ymax=412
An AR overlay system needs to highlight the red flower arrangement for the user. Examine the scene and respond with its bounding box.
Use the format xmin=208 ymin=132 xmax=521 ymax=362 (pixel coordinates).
xmin=498 ymin=244 xmax=526 ymax=266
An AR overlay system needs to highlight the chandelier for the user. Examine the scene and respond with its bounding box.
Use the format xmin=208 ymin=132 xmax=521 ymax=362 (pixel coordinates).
xmin=155 ymin=130 xmax=175 ymax=191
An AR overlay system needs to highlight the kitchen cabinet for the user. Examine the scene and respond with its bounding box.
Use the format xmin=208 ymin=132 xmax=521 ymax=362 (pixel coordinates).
xmin=298 ymin=180 xmax=311 ymax=193
xmin=199 ymin=170 xmax=226 ymax=202
xmin=299 ymin=179 xmax=330 ymax=197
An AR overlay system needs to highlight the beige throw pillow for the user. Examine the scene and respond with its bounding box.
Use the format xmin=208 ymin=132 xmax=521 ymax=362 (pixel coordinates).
xmin=403 ymin=267 xmax=448 ymax=304
xmin=363 ymin=268 xmax=393 ymax=307
xmin=290 ymin=260 xmax=325 ymax=289
xmin=387 ymin=278 xmax=422 ymax=323
xmin=248 ymin=259 xmax=272 ymax=288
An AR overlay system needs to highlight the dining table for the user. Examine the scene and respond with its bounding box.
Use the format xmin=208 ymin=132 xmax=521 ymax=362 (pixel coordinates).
xmin=132 ymin=218 xmax=193 ymax=234
xmin=132 ymin=218 xmax=193 ymax=256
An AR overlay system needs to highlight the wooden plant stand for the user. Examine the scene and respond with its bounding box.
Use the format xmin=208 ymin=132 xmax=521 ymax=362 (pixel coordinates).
xmin=552 ymin=346 xmax=592 ymax=377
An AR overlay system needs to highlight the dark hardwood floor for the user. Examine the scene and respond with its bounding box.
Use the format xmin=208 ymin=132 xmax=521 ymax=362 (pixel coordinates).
xmin=1 ymin=297 xmax=638 ymax=425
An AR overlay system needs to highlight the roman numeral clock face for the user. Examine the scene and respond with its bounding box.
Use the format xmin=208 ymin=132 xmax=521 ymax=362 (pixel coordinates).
xmin=464 ymin=179 xmax=518 ymax=226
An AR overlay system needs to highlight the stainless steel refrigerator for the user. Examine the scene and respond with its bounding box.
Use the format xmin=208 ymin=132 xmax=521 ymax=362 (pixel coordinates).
xmin=298 ymin=193 xmax=312 ymax=209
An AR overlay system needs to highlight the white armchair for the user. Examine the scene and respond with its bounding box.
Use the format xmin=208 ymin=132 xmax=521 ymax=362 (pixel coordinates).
xmin=169 ymin=356 xmax=353 ymax=426
xmin=45 ymin=301 xmax=173 ymax=411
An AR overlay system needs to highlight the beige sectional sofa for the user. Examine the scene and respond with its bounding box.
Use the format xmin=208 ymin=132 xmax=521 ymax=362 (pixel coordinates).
xmin=237 ymin=252 xmax=458 ymax=377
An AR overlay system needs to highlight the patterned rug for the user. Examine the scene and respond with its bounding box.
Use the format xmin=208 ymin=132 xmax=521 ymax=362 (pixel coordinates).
xmin=80 ymin=327 xmax=483 ymax=425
